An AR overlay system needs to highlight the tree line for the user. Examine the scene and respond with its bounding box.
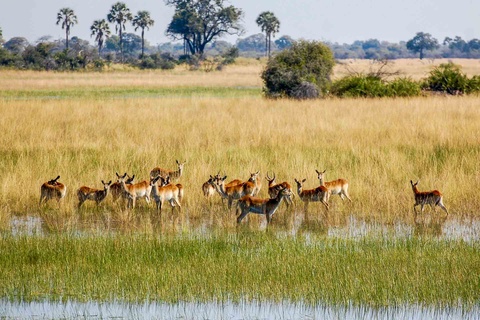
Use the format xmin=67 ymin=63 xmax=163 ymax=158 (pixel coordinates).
xmin=0 ymin=0 xmax=479 ymax=71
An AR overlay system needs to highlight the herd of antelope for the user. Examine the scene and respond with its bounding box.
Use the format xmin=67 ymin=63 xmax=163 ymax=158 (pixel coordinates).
xmin=39 ymin=160 xmax=449 ymax=224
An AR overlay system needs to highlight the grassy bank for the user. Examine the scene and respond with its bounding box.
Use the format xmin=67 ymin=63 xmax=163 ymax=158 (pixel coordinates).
xmin=0 ymin=233 xmax=478 ymax=307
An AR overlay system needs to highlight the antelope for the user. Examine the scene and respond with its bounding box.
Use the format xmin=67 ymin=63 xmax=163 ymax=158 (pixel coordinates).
xmin=410 ymin=180 xmax=448 ymax=216
xmin=115 ymin=172 xmax=152 ymax=208
xmin=265 ymin=172 xmax=294 ymax=207
xmin=202 ymin=176 xmax=216 ymax=200
xmin=236 ymin=187 xmax=292 ymax=224
xmin=248 ymin=171 xmax=262 ymax=196
xmin=110 ymin=174 xmax=134 ymax=202
xmin=150 ymin=175 xmax=182 ymax=215
xmin=211 ymin=175 xmax=255 ymax=209
xmin=315 ymin=169 xmax=352 ymax=202
xmin=39 ymin=176 xmax=67 ymax=206
xmin=150 ymin=160 xmax=186 ymax=181
xmin=294 ymin=178 xmax=330 ymax=212
xmin=77 ymin=180 xmax=112 ymax=208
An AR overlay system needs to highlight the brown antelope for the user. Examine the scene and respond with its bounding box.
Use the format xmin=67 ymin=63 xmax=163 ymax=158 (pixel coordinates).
xmin=115 ymin=172 xmax=152 ymax=208
xmin=294 ymin=178 xmax=330 ymax=212
xmin=236 ymin=187 xmax=292 ymax=224
xmin=410 ymin=180 xmax=448 ymax=216
xmin=150 ymin=176 xmax=182 ymax=215
xmin=77 ymin=180 xmax=112 ymax=208
xmin=150 ymin=160 xmax=186 ymax=181
xmin=315 ymin=169 xmax=352 ymax=202
xmin=39 ymin=176 xmax=67 ymax=206
xmin=248 ymin=171 xmax=262 ymax=196
xmin=110 ymin=174 xmax=134 ymax=202
xmin=265 ymin=172 xmax=294 ymax=207
xmin=212 ymin=175 xmax=256 ymax=209
xmin=202 ymin=176 xmax=216 ymax=200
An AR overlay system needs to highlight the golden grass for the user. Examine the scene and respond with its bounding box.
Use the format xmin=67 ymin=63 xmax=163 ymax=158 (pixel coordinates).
xmin=0 ymin=59 xmax=480 ymax=229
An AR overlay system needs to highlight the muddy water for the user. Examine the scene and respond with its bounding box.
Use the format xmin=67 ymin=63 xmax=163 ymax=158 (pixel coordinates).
xmin=1 ymin=299 xmax=478 ymax=319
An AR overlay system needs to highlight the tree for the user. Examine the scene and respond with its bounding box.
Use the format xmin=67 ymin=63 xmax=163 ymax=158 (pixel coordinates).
xmin=275 ymin=35 xmax=294 ymax=50
xmin=165 ymin=0 xmax=244 ymax=57
xmin=256 ymin=11 xmax=280 ymax=58
xmin=56 ymin=8 xmax=78 ymax=50
xmin=107 ymin=2 xmax=132 ymax=62
xmin=261 ymin=40 xmax=335 ymax=99
xmin=444 ymin=36 xmax=468 ymax=54
xmin=132 ymin=10 xmax=155 ymax=57
xmin=406 ymin=32 xmax=439 ymax=59
xmin=122 ymin=33 xmax=143 ymax=57
xmin=0 ymin=27 xmax=4 ymax=45
xmin=4 ymin=37 xmax=29 ymax=54
xmin=91 ymin=19 xmax=111 ymax=55
xmin=236 ymin=33 xmax=265 ymax=53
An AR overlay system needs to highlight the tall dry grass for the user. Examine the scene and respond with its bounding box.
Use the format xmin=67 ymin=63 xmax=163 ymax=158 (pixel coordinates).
xmin=0 ymin=91 xmax=479 ymax=226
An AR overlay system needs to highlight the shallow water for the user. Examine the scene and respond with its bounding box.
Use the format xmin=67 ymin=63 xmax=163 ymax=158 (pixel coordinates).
xmin=1 ymin=299 xmax=478 ymax=320
xmin=8 ymin=213 xmax=480 ymax=243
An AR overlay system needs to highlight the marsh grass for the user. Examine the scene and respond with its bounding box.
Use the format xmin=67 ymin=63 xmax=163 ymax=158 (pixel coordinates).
xmin=0 ymin=60 xmax=479 ymax=306
xmin=0 ymin=233 xmax=478 ymax=307
xmin=1 ymin=94 xmax=479 ymax=225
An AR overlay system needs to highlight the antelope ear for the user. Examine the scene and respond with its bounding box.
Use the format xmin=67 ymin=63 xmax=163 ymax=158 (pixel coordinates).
xmin=315 ymin=169 xmax=320 ymax=174
xmin=323 ymin=169 xmax=326 ymax=174
xmin=302 ymin=179 xmax=306 ymax=183
xmin=102 ymin=180 xmax=105 ymax=184
xmin=116 ymin=172 xmax=120 ymax=178
xmin=108 ymin=180 xmax=112 ymax=185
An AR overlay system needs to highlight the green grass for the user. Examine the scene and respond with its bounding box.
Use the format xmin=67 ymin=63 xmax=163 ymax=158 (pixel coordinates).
xmin=0 ymin=86 xmax=262 ymax=99
xmin=1 ymin=232 xmax=478 ymax=307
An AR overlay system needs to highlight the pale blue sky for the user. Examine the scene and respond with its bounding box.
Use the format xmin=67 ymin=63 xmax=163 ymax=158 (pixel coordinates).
xmin=1 ymin=0 xmax=479 ymax=45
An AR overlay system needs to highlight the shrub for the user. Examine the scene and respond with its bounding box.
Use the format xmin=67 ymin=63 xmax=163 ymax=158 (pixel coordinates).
xmin=466 ymin=75 xmax=480 ymax=94
xmin=330 ymin=75 xmax=386 ymax=98
xmin=138 ymin=53 xmax=176 ymax=70
xmin=386 ymin=77 xmax=422 ymax=97
xmin=331 ymin=75 xmax=421 ymax=98
xmin=261 ymin=40 xmax=335 ymax=99
xmin=422 ymin=62 xmax=474 ymax=95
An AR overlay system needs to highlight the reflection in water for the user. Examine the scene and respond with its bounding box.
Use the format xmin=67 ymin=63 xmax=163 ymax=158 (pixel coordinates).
xmin=7 ymin=212 xmax=480 ymax=243
xmin=1 ymin=300 xmax=479 ymax=320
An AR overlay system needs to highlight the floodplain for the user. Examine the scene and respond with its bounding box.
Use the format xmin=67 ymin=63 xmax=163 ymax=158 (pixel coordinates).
xmin=0 ymin=58 xmax=479 ymax=317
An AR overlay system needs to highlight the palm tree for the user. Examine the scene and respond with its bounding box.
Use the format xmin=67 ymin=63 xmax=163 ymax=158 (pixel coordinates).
xmin=90 ymin=19 xmax=111 ymax=55
xmin=56 ymin=8 xmax=78 ymax=50
xmin=107 ymin=2 xmax=132 ymax=62
xmin=132 ymin=11 xmax=155 ymax=57
xmin=256 ymin=11 xmax=280 ymax=58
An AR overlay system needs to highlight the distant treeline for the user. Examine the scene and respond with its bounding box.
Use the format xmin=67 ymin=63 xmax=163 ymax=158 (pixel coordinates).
xmin=1 ymin=32 xmax=479 ymax=71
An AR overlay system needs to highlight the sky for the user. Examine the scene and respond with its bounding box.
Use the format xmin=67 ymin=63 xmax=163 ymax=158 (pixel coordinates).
xmin=1 ymin=0 xmax=480 ymax=46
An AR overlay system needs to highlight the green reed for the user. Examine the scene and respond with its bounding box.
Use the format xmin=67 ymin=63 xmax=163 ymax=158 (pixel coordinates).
xmin=0 ymin=233 xmax=478 ymax=307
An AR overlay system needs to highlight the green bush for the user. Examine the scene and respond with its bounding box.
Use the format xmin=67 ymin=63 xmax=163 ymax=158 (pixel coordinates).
xmin=138 ymin=53 xmax=176 ymax=70
xmin=261 ymin=40 xmax=335 ymax=99
xmin=330 ymin=75 xmax=386 ymax=98
xmin=386 ymin=77 xmax=422 ymax=97
xmin=466 ymin=75 xmax=480 ymax=94
xmin=331 ymin=75 xmax=421 ymax=98
xmin=421 ymin=62 xmax=480 ymax=95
